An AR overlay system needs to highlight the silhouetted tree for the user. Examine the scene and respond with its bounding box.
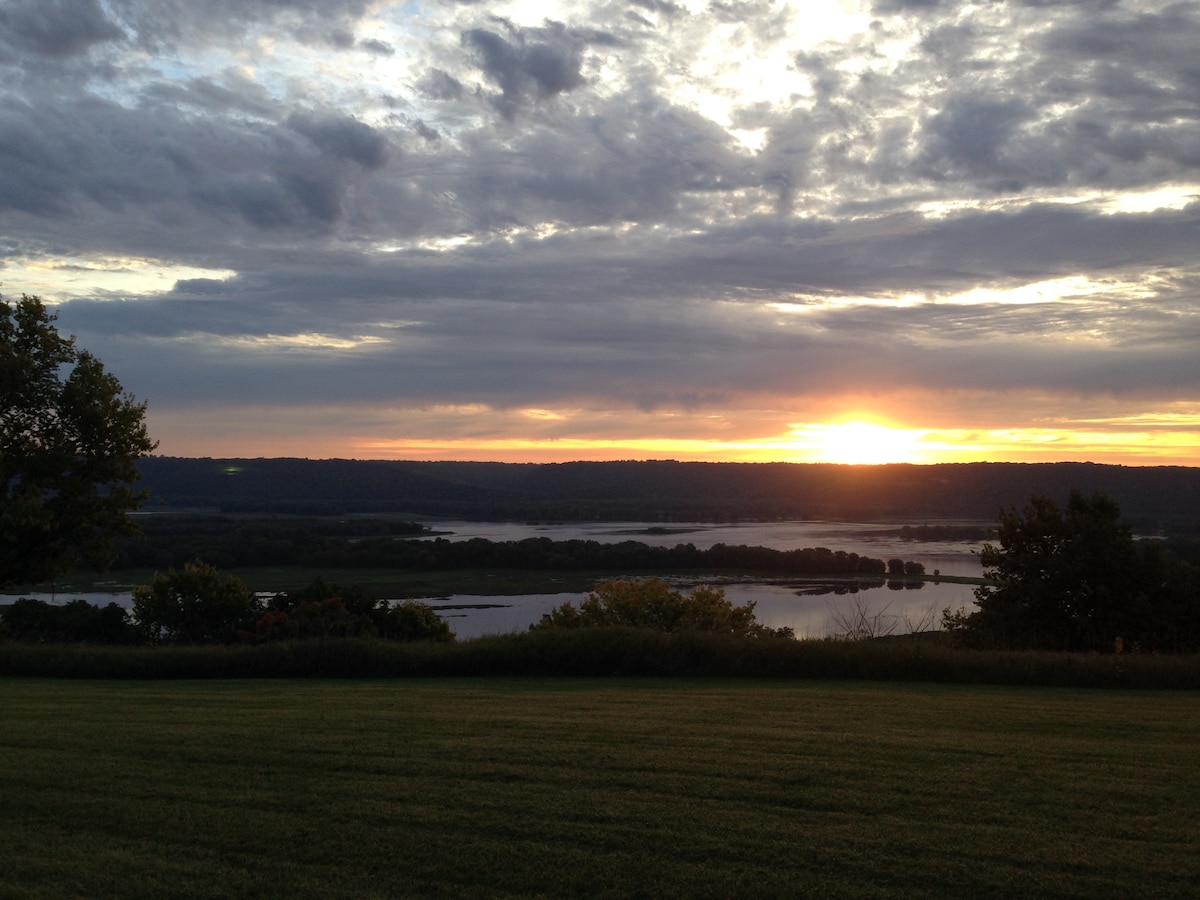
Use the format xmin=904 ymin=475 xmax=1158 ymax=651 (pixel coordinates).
xmin=945 ymin=490 xmax=1194 ymax=651
xmin=1 ymin=293 xmax=155 ymax=587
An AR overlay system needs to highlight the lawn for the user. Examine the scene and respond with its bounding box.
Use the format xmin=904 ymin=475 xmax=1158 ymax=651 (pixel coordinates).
xmin=2 ymin=678 xmax=1198 ymax=898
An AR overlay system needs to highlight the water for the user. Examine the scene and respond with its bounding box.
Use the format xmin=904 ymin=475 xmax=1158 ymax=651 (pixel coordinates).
xmin=4 ymin=519 xmax=986 ymax=641
xmin=419 ymin=518 xmax=987 ymax=576
xmin=405 ymin=518 xmax=986 ymax=638
xmin=424 ymin=580 xmax=976 ymax=641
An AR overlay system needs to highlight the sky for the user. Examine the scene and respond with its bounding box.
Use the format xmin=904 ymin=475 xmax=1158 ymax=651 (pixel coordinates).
xmin=2 ymin=0 xmax=1198 ymax=465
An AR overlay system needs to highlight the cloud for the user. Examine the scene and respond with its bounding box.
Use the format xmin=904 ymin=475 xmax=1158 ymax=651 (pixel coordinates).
xmin=3 ymin=0 xmax=1199 ymax=460
xmin=287 ymin=112 xmax=389 ymax=169
xmin=103 ymin=0 xmax=377 ymax=50
xmin=0 ymin=0 xmax=125 ymax=58
xmin=460 ymin=21 xmax=609 ymax=118
xmin=358 ymin=37 xmax=395 ymax=56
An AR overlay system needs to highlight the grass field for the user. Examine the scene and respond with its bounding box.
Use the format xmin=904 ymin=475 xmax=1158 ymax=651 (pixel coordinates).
xmin=3 ymin=678 xmax=1198 ymax=898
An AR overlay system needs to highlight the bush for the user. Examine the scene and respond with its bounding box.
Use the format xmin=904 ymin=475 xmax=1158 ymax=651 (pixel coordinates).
xmin=383 ymin=600 xmax=455 ymax=642
xmin=261 ymin=577 xmax=454 ymax=643
xmin=132 ymin=560 xmax=260 ymax=643
xmin=535 ymin=578 xmax=793 ymax=638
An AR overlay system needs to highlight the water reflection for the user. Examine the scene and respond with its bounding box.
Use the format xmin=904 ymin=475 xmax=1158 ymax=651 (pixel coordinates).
xmin=421 ymin=578 xmax=978 ymax=641
xmin=4 ymin=520 xmax=986 ymax=642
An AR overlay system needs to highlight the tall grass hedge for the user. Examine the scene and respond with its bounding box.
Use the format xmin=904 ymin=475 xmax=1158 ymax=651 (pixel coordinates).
xmin=3 ymin=630 xmax=1198 ymax=688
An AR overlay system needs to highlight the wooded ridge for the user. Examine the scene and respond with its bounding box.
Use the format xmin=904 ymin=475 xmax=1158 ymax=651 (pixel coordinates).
xmin=136 ymin=458 xmax=1200 ymax=528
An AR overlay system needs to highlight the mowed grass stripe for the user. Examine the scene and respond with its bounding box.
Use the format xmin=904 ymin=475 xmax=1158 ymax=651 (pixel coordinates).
xmin=2 ymin=679 xmax=1198 ymax=898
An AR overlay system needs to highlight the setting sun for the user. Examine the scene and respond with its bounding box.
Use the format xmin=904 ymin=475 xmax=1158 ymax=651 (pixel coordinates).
xmin=786 ymin=422 xmax=929 ymax=465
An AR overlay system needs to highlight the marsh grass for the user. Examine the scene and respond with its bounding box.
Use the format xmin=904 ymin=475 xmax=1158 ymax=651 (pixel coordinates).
xmin=16 ymin=566 xmax=637 ymax=597
xmin=2 ymin=678 xmax=1199 ymax=898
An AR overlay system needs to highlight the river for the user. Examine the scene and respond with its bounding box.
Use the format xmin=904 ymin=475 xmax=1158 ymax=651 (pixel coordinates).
xmin=5 ymin=519 xmax=989 ymax=640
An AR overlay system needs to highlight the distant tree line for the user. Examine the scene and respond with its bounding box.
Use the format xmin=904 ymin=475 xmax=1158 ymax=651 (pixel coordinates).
xmin=112 ymin=515 xmax=435 ymax=570
xmin=135 ymin=457 xmax=1200 ymax=528
xmin=112 ymin=523 xmax=901 ymax=577
xmin=0 ymin=564 xmax=452 ymax=645
xmin=895 ymin=524 xmax=996 ymax=542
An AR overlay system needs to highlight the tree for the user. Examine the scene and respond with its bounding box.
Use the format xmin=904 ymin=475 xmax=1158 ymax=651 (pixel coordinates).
xmin=383 ymin=600 xmax=454 ymax=643
xmin=535 ymin=577 xmax=792 ymax=637
xmin=132 ymin=560 xmax=260 ymax=643
xmin=1 ymin=293 xmax=156 ymax=587
xmin=945 ymin=490 xmax=1156 ymax=651
xmin=0 ymin=596 xmax=136 ymax=644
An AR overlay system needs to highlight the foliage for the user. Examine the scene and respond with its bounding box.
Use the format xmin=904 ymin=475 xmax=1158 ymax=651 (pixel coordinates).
xmin=4 ymin=630 xmax=1200 ymax=687
xmin=254 ymin=576 xmax=453 ymax=643
xmin=0 ymin=596 xmax=136 ymax=643
xmin=1 ymin=293 xmax=156 ymax=588
xmin=2 ymin=570 xmax=453 ymax=647
xmin=132 ymin=560 xmax=260 ymax=643
xmin=535 ymin=577 xmax=793 ymax=638
xmin=252 ymin=596 xmax=376 ymax=641
xmin=382 ymin=599 xmax=455 ymax=642
xmin=945 ymin=490 xmax=1200 ymax=652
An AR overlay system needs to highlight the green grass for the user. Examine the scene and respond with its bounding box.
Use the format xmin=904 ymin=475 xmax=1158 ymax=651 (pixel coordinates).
xmin=2 ymin=678 xmax=1198 ymax=898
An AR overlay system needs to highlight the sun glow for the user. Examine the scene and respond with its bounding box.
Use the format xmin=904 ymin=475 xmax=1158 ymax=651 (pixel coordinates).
xmin=784 ymin=422 xmax=931 ymax=465
xmin=151 ymin=399 xmax=1200 ymax=467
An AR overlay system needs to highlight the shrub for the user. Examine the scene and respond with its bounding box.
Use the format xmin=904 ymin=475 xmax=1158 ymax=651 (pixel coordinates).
xmin=535 ymin=578 xmax=792 ymax=638
xmin=383 ymin=600 xmax=455 ymax=642
xmin=262 ymin=577 xmax=453 ymax=643
xmin=132 ymin=560 xmax=260 ymax=643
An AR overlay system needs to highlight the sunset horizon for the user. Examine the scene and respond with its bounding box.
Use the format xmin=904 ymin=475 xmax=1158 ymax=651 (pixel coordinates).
xmin=4 ymin=1 xmax=1197 ymax=469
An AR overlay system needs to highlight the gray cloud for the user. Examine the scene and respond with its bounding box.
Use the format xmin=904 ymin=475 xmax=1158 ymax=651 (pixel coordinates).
xmin=0 ymin=0 xmax=125 ymax=58
xmin=461 ymin=24 xmax=594 ymax=118
xmin=3 ymin=0 xmax=1199 ymax=457
xmin=287 ymin=112 xmax=389 ymax=169
xmin=103 ymin=0 xmax=376 ymax=50
xmin=359 ymin=38 xmax=395 ymax=56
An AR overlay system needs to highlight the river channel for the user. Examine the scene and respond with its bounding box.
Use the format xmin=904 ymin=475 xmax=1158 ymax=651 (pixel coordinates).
xmin=6 ymin=519 xmax=989 ymax=640
xmin=411 ymin=519 xmax=987 ymax=638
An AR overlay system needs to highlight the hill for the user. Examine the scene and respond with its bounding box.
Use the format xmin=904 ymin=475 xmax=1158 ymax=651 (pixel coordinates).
xmin=135 ymin=458 xmax=1200 ymax=529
